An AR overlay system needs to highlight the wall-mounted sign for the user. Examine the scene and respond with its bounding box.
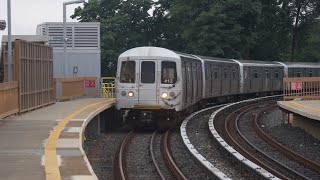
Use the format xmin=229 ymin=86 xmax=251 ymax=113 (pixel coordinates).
xmin=291 ymin=82 xmax=302 ymax=90
xmin=85 ymin=80 xmax=96 ymax=88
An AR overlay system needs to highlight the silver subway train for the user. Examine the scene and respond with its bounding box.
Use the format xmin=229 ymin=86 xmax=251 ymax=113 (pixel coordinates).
xmin=115 ymin=47 xmax=320 ymax=128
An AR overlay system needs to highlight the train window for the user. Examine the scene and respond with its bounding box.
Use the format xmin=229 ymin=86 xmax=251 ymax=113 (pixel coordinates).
xmin=120 ymin=61 xmax=135 ymax=83
xmin=187 ymin=66 xmax=191 ymax=82
xmin=265 ymin=70 xmax=269 ymax=78
xmin=224 ymin=68 xmax=228 ymax=78
xmin=232 ymin=69 xmax=236 ymax=79
xmin=275 ymin=70 xmax=279 ymax=78
xmin=297 ymin=72 xmax=301 ymax=77
xmin=161 ymin=61 xmax=177 ymax=84
xmin=141 ymin=61 xmax=155 ymax=83
xmin=214 ymin=68 xmax=218 ymax=79
xmin=254 ymin=70 xmax=258 ymax=78
xmin=244 ymin=70 xmax=248 ymax=79
xmin=308 ymin=71 xmax=313 ymax=77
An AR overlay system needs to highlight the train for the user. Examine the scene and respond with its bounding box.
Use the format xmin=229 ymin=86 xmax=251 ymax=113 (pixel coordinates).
xmin=115 ymin=46 xmax=320 ymax=128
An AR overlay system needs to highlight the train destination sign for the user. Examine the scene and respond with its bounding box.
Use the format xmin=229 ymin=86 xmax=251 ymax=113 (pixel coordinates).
xmin=0 ymin=20 xmax=6 ymax=30
xmin=291 ymin=82 xmax=302 ymax=90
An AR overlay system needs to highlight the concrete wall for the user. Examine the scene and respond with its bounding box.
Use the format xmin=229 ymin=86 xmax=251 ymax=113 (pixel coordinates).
xmin=292 ymin=114 xmax=320 ymax=140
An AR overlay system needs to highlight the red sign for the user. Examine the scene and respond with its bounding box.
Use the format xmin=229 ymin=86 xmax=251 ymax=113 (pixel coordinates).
xmin=85 ymin=80 xmax=96 ymax=87
xmin=291 ymin=82 xmax=302 ymax=90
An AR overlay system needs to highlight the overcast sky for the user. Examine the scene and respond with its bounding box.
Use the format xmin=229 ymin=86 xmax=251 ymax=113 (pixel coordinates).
xmin=0 ymin=0 xmax=84 ymax=41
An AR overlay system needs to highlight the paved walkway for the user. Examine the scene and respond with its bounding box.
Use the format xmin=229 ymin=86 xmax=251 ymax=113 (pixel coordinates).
xmin=0 ymin=98 xmax=115 ymax=180
xmin=277 ymin=100 xmax=320 ymax=121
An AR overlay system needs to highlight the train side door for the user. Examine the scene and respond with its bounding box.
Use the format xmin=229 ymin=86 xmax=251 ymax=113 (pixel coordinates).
xmin=138 ymin=60 xmax=158 ymax=105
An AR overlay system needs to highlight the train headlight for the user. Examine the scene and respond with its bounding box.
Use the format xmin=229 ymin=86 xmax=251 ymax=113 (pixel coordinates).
xmin=161 ymin=92 xmax=168 ymax=99
xmin=169 ymin=92 xmax=175 ymax=98
xmin=128 ymin=91 xmax=134 ymax=97
xmin=121 ymin=91 xmax=126 ymax=96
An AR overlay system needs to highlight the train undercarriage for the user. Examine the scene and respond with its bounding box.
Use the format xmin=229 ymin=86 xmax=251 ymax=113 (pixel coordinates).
xmin=117 ymin=91 xmax=282 ymax=129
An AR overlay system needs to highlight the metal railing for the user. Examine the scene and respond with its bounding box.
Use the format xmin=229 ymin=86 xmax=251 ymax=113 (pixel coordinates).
xmin=101 ymin=77 xmax=116 ymax=98
xmin=283 ymin=77 xmax=320 ymax=101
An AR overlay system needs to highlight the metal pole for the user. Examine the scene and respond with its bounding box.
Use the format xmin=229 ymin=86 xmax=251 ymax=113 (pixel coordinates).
xmin=63 ymin=0 xmax=85 ymax=77
xmin=63 ymin=3 xmax=67 ymax=76
xmin=7 ymin=0 xmax=12 ymax=81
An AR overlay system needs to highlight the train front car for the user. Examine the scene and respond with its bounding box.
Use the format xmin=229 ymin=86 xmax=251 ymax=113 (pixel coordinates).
xmin=115 ymin=47 xmax=183 ymax=129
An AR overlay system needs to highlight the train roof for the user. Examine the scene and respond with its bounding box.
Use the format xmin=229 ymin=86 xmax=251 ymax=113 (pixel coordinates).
xmin=234 ymin=59 xmax=283 ymax=67
xmin=276 ymin=61 xmax=320 ymax=68
xmin=119 ymin=46 xmax=180 ymax=59
xmin=195 ymin=55 xmax=236 ymax=64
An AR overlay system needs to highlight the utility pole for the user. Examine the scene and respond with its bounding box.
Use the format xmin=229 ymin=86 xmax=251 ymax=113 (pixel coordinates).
xmin=7 ymin=0 xmax=12 ymax=81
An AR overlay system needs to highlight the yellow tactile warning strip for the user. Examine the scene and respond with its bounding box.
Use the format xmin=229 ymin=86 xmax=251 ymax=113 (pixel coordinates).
xmin=288 ymin=101 xmax=320 ymax=113
xmin=45 ymin=99 xmax=113 ymax=180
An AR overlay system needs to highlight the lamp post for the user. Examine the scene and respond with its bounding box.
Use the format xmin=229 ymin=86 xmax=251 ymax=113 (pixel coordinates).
xmin=63 ymin=0 xmax=85 ymax=76
xmin=7 ymin=0 xmax=12 ymax=81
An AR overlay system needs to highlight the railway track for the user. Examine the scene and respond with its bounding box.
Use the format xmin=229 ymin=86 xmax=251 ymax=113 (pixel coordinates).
xmin=114 ymin=129 xmax=187 ymax=180
xmin=113 ymin=130 xmax=136 ymax=180
xmin=160 ymin=130 xmax=187 ymax=180
xmin=217 ymin=98 xmax=320 ymax=179
xmin=254 ymin=105 xmax=320 ymax=175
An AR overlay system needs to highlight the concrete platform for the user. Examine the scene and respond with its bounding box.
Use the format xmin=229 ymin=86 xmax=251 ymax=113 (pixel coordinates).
xmin=0 ymin=98 xmax=115 ymax=180
xmin=277 ymin=100 xmax=320 ymax=121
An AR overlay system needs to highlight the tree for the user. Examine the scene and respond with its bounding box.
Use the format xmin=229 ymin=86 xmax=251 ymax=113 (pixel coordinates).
xmin=283 ymin=0 xmax=320 ymax=61
xmin=295 ymin=21 xmax=320 ymax=62
xmin=168 ymin=0 xmax=262 ymax=59
xmin=251 ymin=0 xmax=292 ymax=61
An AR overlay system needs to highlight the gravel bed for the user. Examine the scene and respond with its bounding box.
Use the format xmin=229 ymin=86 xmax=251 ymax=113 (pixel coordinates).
xmin=187 ymin=109 xmax=253 ymax=179
xmin=237 ymin=102 xmax=319 ymax=179
xmin=261 ymin=107 xmax=320 ymax=164
xmin=127 ymin=131 xmax=159 ymax=179
xmin=83 ymin=124 xmax=131 ymax=179
xmin=169 ymin=127 xmax=211 ymax=180
xmin=153 ymin=132 xmax=173 ymax=179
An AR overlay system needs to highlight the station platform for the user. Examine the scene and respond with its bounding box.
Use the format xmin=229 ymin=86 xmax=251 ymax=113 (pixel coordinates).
xmin=277 ymin=100 xmax=320 ymax=121
xmin=0 ymin=98 xmax=115 ymax=180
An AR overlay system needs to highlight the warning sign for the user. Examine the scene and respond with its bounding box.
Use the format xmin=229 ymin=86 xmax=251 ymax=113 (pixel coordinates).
xmin=85 ymin=80 xmax=96 ymax=88
xmin=291 ymin=82 xmax=302 ymax=90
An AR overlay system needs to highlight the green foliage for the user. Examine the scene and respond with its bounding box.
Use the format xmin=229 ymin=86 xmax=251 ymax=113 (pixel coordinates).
xmin=71 ymin=0 xmax=320 ymax=76
xmin=295 ymin=21 xmax=320 ymax=62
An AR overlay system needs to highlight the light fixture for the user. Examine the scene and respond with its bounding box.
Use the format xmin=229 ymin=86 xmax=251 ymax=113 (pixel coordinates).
xmin=128 ymin=91 xmax=134 ymax=97
xmin=161 ymin=92 xmax=168 ymax=98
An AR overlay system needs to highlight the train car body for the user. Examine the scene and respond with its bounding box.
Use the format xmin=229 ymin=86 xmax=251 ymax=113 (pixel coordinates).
xmin=116 ymin=47 xmax=202 ymax=127
xmin=115 ymin=46 xmax=320 ymax=128
xmin=277 ymin=62 xmax=320 ymax=78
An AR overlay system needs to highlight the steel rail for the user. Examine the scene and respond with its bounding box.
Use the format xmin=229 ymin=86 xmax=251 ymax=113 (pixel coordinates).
xmin=224 ymin=101 xmax=307 ymax=180
xmin=254 ymin=105 xmax=320 ymax=173
xmin=114 ymin=130 xmax=135 ymax=180
xmin=150 ymin=131 xmax=166 ymax=180
xmin=161 ymin=130 xmax=187 ymax=180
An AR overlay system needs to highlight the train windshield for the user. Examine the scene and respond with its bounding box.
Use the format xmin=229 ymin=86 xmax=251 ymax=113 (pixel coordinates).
xmin=161 ymin=61 xmax=177 ymax=84
xmin=141 ymin=61 xmax=155 ymax=84
xmin=120 ymin=61 xmax=135 ymax=83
